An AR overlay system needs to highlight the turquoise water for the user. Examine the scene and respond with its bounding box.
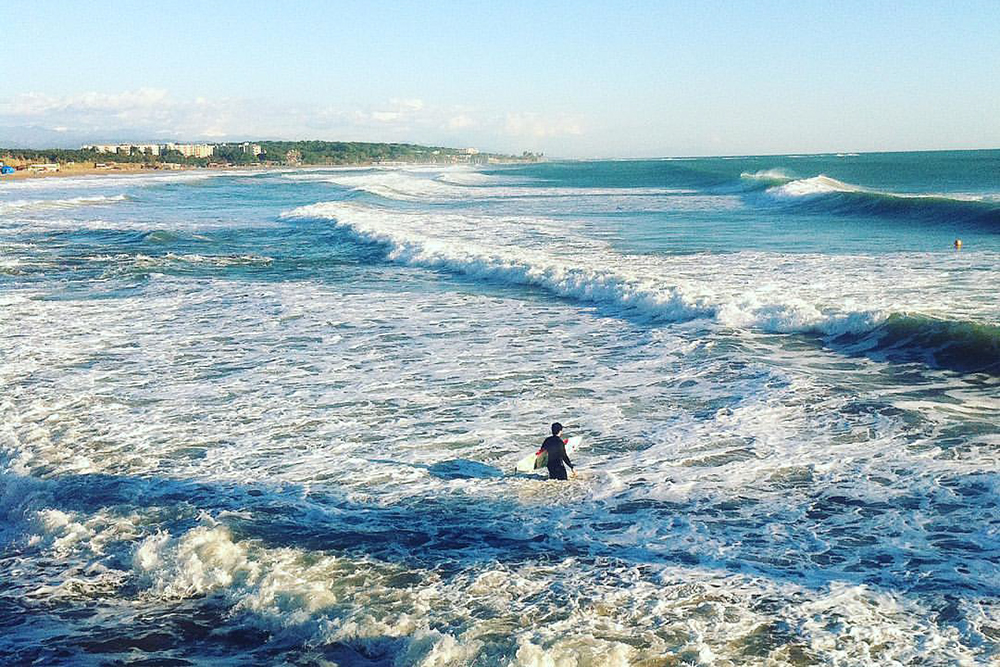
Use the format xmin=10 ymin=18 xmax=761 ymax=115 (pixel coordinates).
xmin=1 ymin=151 xmax=999 ymax=665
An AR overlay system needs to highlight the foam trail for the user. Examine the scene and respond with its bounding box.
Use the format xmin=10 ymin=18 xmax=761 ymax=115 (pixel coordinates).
xmin=0 ymin=193 xmax=129 ymax=214
xmin=739 ymin=168 xmax=795 ymax=184
xmin=4 ymin=154 xmax=1000 ymax=665
xmin=769 ymin=175 xmax=871 ymax=197
xmin=300 ymin=169 xmax=693 ymax=202
xmin=437 ymin=171 xmax=503 ymax=186
xmin=0 ymin=171 xmax=219 ymax=191
xmin=283 ymin=201 xmax=893 ymax=336
xmin=771 ymin=174 xmax=996 ymax=202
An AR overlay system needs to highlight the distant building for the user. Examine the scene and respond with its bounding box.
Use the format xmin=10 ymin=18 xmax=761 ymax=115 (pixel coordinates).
xmin=463 ymin=147 xmax=479 ymax=155
xmin=84 ymin=143 xmax=161 ymax=156
xmin=164 ymin=143 xmax=215 ymax=158
xmin=240 ymin=142 xmax=262 ymax=156
xmin=85 ymin=142 xmax=216 ymax=158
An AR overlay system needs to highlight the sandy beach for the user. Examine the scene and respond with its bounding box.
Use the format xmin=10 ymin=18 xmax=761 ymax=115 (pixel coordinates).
xmin=0 ymin=161 xmax=192 ymax=181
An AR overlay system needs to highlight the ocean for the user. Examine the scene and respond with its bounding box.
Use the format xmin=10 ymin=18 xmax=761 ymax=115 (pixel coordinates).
xmin=1 ymin=151 xmax=998 ymax=665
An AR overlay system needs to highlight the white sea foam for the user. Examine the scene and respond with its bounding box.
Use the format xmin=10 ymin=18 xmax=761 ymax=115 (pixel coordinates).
xmin=156 ymin=252 xmax=274 ymax=267
xmin=3 ymin=269 xmax=998 ymax=663
xmin=767 ymin=174 xmax=994 ymax=204
xmin=281 ymin=167 xmax=378 ymax=181
xmin=3 ymin=165 xmax=1000 ymax=664
xmin=436 ymin=170 xmax=502 ymax=186
xmin=8 ymin=482 xmax=991 ymax=665
xmin=282 ymin=201 xmax=929 ymax=336
xmin=435 ymin=168 xmax=539 ymax=188
xmin=768 ymin=174 xmax=865 ymax=197
xmin=305 ymin=168 xmax=693 ymax=202
xmin=0 ymin=170 xmax=219 ymax=192
xmin=739 ymin=168 xmax=795 ymax=183
xmin=0 ymin=193 xmax=128 ymax=214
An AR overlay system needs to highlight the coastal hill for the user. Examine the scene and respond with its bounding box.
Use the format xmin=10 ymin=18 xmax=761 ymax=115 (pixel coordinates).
xmin=0 ymin=140 xmax=543 ymax=172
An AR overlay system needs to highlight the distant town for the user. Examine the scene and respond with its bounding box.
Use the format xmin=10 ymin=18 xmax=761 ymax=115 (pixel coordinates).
xmin=0 ymin=140 xmax=544 ymax=177
xmin=84 ymin=142 xmax=226 ymax=159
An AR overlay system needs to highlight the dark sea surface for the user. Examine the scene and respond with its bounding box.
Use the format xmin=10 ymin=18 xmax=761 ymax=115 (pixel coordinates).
xmin=1 ymin=151 xmax=999 ymax=665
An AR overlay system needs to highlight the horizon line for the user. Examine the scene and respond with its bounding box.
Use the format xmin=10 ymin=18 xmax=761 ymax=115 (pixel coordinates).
xmin=3 ymin=142 xmax=999 ymax=162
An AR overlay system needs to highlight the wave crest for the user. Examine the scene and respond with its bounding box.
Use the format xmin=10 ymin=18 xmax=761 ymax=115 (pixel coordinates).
xmin=765 ymin=175 xmax=1000 ymax=224
xmin=739 ymin=169 xmax=796 ymax=186
xmin=768 ymin=175 xmax=862 ymax=197
xmin=834 ymin=314 xmax=1000 ymax=374
xmin=282 ymin=201 xmax=892 ymax=337
xmin=281 ymin=201 xmax=1000 ymax=373
xmin=299 ymin=169 xmax=693 ymax=202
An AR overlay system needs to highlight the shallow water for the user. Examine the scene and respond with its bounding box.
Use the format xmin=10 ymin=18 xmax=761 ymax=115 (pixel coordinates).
xmin=2 ymin=152 xmax=999 ymax=665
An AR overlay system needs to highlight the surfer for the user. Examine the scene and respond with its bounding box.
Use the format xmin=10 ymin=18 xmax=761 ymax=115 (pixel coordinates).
xmin=541 ymin=422 xmax=575 ymax=480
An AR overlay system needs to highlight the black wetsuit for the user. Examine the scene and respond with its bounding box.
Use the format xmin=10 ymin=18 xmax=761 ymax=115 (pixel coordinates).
xmin=540 ymin=435 xmax=574 ymax=480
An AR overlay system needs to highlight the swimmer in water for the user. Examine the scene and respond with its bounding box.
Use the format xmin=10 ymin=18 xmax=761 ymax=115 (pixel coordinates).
xmin=954 ymin=238 xmax=963 ymax=250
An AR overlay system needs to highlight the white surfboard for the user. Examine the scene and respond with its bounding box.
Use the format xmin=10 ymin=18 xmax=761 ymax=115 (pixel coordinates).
xmin=515 ymin=435 xmax=581 ymax=473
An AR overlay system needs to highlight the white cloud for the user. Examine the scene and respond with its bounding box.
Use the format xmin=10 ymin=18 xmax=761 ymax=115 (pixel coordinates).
xmin=448 ymin=114 xmax=476 ymax=129
xmin=1 ymin=88 xmax=170 ymax=116
xmin=390 ymin=98 xmax=425 ymax=111
xmin=0 ymin=88 xmax=585 ymax=153
xmin=503 ymin=112 xmax=583 ymax=138
xmin=369 ymin=98 xmax=428 ymax=124
xmin=0 ymin=88 xmax=225 ymax=139
xmin=371 ymin=111 xmax=401 ymax=122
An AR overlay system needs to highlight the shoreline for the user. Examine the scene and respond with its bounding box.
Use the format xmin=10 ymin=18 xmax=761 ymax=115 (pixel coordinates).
xmin=0 ymin=162 xmax=197 ymax=182
xmin=0 ymin=161 xmax=499 ymax=183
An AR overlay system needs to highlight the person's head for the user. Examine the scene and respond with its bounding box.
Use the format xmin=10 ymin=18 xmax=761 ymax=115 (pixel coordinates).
xmin=551 ymin=422 xmax=563 ymax=436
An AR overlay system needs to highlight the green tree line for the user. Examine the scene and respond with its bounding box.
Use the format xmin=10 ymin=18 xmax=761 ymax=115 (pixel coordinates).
xmin=255 ymin=141 xmax=464 ymax=165
xmin=2 ymin=141 xmax=525 ymax=167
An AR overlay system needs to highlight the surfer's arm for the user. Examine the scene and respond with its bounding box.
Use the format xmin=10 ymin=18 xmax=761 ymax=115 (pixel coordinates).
xmin=560 ymin=438 xmax=574 ymax=469
xmin=562 ymin=448 xmax=574 ymax=469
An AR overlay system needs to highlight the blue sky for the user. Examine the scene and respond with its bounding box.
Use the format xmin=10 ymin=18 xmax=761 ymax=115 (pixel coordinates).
xmin=2 ymin=1 xmax=998 ymax=156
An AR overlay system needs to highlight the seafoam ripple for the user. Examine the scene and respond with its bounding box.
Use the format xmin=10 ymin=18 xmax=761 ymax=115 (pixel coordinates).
xmin=2 ymin=163 xmax=999 ymax=665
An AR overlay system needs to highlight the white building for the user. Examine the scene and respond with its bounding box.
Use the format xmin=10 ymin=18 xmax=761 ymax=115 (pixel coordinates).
xmin=84 ymin=143 xmax=161 ymax=156
xmin=240 ymin=142 xmax=262 ymax=156
xmin=164 ymin=143 xmax=215 ymax=158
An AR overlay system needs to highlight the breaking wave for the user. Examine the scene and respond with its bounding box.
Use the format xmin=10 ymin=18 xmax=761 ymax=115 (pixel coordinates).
xmin=294 ymin=169 xmax=692 ymax=202
xmin=0 ymin=171 xmax=219 ymax=191
xmin=436 ymin=170 xmax=505 ymax=186
xmin=282 ymin=202 xmax=887 ymax=335
xmin=283 ymin=200 xmax=1000 ymax=373
xmin=291 ymin=166 xmax=1000 ymax=227
xmin=765 ymin=175 xmax=1000 ymax=224
xmin=739 ymin=169 xmax=797 ymax=187
xmin=832 ymin=313 xmax=1000 ymax=374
